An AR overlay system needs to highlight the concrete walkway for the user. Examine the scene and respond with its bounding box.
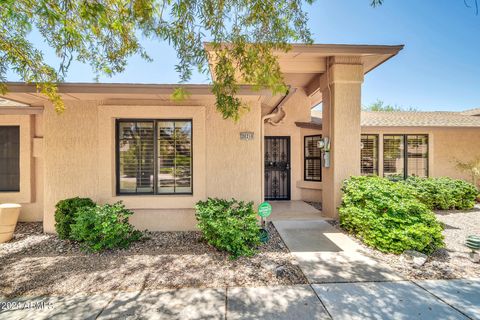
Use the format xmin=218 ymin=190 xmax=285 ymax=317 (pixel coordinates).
xmin=1 ymin=280 xmax=479 ymax=319
xmin=273 ymin=220 xmax=402 ymax=283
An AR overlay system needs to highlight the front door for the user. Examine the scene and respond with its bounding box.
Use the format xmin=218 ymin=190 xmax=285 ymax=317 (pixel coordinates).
xmin=264 ymin=136 xmax=291 ymax=200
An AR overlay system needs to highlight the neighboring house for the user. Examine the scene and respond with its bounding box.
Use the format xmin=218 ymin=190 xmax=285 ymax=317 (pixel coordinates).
xmin=1 ymin=43 xmax=479 ymax=232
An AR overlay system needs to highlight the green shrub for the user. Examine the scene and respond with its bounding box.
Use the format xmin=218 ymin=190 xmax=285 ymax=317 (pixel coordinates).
xmin=55 ymin=197 xmax=96 ymax=239
xmin=404 ymin=177 xmax=478 ymax=210
xmin=340 ymin=176 xmax=444 ymax=254
xmin=195 ymin=198 xmax=260 ymax=259
xmin=70 ymin=202 xmax=143 ymax=252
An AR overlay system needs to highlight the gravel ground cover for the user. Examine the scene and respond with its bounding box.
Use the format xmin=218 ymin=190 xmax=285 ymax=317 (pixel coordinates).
xmin=0 ymin=223 xmax=307 ymax=298
xmin=328 ymin=206 xmax=480 ymax=280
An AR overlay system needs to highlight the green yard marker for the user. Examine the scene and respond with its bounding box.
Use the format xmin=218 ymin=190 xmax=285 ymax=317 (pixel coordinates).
xmin=258 ymin=202 xmax=272 ymax=244
xmin=258 ymin=202 xmax=272 ymax=218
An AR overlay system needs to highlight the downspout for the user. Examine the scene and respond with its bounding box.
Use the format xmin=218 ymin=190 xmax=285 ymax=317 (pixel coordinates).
xmin=260 ymin=87 xmax=297 ymax=201
xmin=266 ymin=87 xmax=297 ymax=126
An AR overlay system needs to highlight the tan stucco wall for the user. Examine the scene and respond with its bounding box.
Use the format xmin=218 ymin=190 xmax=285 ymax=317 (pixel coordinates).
xmin=205 ymin=100 xmax=262 ymax=204
xmin=43 ymin=101 xmax=99 ymax=232
xmin=39 ymin=98 xmax=262 ymax=232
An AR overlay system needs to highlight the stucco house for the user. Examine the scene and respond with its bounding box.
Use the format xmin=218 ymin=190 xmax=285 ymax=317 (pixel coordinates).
xmin=1 ymin=43 xmax=479 ymax=232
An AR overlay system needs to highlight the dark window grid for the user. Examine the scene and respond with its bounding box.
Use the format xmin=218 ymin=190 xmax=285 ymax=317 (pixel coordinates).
xmin=361 ymin=134 xmax=379 ymax=176
xmin=406 ymin=135 xmax=429 ymax=178
xmin=157 ymin=123 xmax=192 ymax=194
xmin=304 ymin=135 xmax=322 ymax=182
xmin=383 ymin=134 xmax=429 ymax=179
xmin=0 ymin=126 xmax=20 ymax=192
xmin=116 ymin=120 xmax=193 ymax=195
xmin=117 ymin=121 xmax=155 ymax=194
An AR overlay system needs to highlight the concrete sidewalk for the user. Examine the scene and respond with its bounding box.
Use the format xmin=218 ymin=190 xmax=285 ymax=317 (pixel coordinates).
xmin=1 ymin=280 xmax=479 ymax=320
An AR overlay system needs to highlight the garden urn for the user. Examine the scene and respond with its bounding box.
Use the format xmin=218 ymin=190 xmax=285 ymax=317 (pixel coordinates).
xmin=0 ymin=203 xmax=21 ymax=243
xmin=466 ymin=235 xmax=480 ymax=263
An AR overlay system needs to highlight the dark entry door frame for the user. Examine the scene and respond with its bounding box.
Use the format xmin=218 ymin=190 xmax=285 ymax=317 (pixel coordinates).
xmin=264 ymin=136 xmax=291 ymax=200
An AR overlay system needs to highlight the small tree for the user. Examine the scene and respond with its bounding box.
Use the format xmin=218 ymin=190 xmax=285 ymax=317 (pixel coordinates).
xmin=363 ymin=100 xmax=418 ymax=112
xmin=456 ymin=157 xmax=480 ymax=190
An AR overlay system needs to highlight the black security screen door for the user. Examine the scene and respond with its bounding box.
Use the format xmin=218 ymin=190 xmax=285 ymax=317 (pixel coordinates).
xmin=265 ymin=136 xmax=291 ymax=200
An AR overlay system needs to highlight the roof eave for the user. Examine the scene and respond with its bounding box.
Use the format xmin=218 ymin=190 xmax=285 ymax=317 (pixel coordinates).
xmin=4 ymin=82 xmax=268 ymax=96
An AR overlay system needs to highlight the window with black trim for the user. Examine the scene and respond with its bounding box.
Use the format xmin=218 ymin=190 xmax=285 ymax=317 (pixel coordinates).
xmin=407 ymin=135 xmax=428 ymax=178
xmin=361 ymin=135 xmax=379 ymax=176
xmin=0 ymin=126 xmax=20 ymax=192
xmin=304 ymin=135 xmax=322 ymax=181
xmin=117 ymin=120 xmax=192 ymax=195
xmin=383 ymin=134 xmax=428 ymax=180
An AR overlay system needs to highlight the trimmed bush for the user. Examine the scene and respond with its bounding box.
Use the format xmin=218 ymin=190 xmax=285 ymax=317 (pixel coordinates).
xmin=54 ymin=197 xmax=96 ymax=239
xmin=339 ymin=176 xmax=444 ymax=254
xmin=70 ymin=202 xmax=143 ymax=252
xmin=195 ymin=198 xmax=260 ymax=259
xmin=404 ymin=177 xmax=478 ymax=210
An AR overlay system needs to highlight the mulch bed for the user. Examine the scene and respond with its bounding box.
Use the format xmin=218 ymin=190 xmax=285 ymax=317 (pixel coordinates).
xmin=0 ymin=222 xmax=307 ymax=298
xmin=327 ymin=207 xmax=480 ymax=280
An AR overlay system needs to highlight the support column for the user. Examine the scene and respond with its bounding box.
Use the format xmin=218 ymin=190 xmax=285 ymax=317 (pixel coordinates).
xmin=320 ymin=57 xmax=364 ymax=218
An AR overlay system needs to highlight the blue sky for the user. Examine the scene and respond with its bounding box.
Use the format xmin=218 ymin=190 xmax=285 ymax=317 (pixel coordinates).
xmin=7 ymin=0 xmax=480 ymax=111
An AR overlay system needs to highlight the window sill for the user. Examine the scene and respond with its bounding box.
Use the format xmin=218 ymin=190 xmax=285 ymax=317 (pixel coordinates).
xmin=296 ymin=180 xmax=322 ymax=190
xmin=115 ymin=193 xmax=193 ymax=197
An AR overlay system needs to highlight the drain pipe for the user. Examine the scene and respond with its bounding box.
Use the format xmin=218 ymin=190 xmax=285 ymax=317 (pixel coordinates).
xmin=260 ymin=87 xmax=297 ymax=200
xmin=265 ymin=88 xmax=297 ymax=125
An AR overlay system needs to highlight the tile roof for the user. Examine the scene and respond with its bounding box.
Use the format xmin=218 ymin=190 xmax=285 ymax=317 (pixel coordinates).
xmin=461 ymin=108 xmax=480 ymax=116
xmin=310 ymin=110 xmax=480 ymax=128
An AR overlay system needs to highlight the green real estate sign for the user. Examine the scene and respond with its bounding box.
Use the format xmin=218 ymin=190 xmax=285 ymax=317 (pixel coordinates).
xmin=258 ymin=202 xmax=272 ymax=218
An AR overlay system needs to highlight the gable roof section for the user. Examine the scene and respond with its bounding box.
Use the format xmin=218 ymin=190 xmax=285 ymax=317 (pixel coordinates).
xmin=205 ymin=43 xmax=403 ymax=107
xmin=361 ymin=111 xmax=480 ymax=127
xmin=310 ymin=110 xmax=480 ymax=128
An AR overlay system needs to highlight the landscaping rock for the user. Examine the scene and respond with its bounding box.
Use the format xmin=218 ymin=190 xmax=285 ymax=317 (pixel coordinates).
xmin=275 ymin=265 xmax=288 ymax=278
xmin=441 ymin=267 xmax=454 ymax=277
xmin=326 ymin=209 xmax=480 ymax=280
xmin=0 ymin=222 xmax=308 ymax=297
xmin=432 ymin=248 xmax=449 ymax=259
xmin=469 ymin=252 xmax=480 ymax=263
xmin=403 ymin=250 xmax=428 ymax=267
xmin=261 ymin=261 xmax=276 ymax=271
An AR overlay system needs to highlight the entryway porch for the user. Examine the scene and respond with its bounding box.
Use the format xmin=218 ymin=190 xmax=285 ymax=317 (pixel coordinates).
xmin=268 ymin=201 xmax=325 ymax=221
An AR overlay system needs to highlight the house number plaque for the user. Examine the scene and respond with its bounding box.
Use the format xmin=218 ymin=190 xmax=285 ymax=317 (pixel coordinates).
xmin=240 ymin=132 xmax=254 ymax=140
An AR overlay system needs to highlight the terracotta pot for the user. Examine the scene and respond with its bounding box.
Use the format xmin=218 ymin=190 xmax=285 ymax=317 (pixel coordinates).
xmin=0 ymin=203 xmax=21 ymax=243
